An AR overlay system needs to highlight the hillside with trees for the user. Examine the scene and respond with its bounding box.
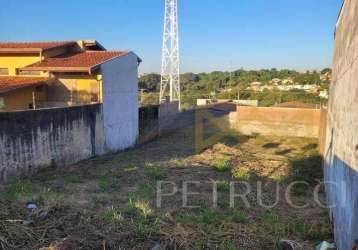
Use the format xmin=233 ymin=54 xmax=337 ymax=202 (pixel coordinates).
xmin=139 ymin=68 xmax=331 ymax=109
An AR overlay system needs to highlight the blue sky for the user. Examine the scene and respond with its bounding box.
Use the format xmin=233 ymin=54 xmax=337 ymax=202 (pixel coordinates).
xmin=0 ymin=0 xmax=342 ymax=73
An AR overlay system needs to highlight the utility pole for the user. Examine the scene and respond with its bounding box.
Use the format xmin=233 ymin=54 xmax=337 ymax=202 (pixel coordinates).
xmin=160 ymin=0 xmax=181 ymax=110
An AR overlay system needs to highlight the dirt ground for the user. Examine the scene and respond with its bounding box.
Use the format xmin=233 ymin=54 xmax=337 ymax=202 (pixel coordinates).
xmin=0 ymin=126 xmax=332 ymax=250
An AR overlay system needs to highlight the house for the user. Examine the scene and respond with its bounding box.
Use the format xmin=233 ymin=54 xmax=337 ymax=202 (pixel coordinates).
xmin=0 ymin=40 xmax=141 ymax=152
xmin=324 ymin=0 xmax=358 ymax=249
xmin=249 ymin=82 xmax=263 ymax=91
xmin=269 ymin=78 xmax=281 ymax=85
xmin=319 ymin=90 xmax=328 ymax=99
xmin=282 ymin=78 xmax=294 ymax=85
xmin=250 ymin=81 xmax=262 ymax=86
xmin=320 ymin=72 xmax=332 ymax=82
xmin=0 ymin=40 xmax=140 ymax=111
xmin=277 ymin=85 xmax=294 ymax=91
xmin=259 ymin=85 xmax=274 ymax=92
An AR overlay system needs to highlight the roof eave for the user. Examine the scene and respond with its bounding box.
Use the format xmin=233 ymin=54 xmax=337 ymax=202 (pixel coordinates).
xmin=88 ymin=51 xmax=131 ymax=74
xmin=0 ymin=48 xmax=42 ymax=54
xmin=20 ymin=67 xmax=90 ymax=73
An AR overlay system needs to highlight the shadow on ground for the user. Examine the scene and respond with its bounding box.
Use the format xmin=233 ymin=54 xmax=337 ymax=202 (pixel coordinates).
xmin=0 ymin=116 xmax=332 ymax=250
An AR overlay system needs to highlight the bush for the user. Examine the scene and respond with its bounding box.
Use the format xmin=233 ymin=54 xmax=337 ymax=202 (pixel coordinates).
xmin=233 ymin=168 xmax=251 ymax=180
xmin=212 ymin=157 xmax=232 ymax=172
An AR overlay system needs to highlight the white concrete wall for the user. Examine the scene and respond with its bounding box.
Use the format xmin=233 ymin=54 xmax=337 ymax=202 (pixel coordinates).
xmin=325 ymin=0 xmax=358 ymax=249
xmin=101 ymin=52 xmax=139 ymax=151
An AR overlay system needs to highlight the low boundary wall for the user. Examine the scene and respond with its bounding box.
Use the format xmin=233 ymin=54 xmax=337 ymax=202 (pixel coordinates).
xmin=0 ymin=102 xmax=239 ymax=182
xmin=0 ymin=104 xmax=105 ymax=182
xmin=139 ymin=102 xmax=237 ymax=144
xmin=235 ymin=106 xmax=323 ymax=138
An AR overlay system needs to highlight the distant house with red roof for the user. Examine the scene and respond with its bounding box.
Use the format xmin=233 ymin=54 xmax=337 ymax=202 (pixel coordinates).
xmin=0 ymin=40 xmax=141 ymax=111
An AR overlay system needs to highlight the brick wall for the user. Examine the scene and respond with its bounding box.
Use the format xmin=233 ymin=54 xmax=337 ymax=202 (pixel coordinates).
xmin=235 ymin=106 xmax=322 ymax=138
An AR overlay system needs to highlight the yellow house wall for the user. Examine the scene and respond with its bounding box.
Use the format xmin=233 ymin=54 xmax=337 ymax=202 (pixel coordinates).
xmin=0 ymin=54 xmax=41 ymax=76
xmin=47 ymin=75 xmax=101 ymax=105
xmin=0 ymin=86 xmax=47 ymax=111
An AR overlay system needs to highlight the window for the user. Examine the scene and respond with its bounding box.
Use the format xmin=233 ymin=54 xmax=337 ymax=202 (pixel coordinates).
xmin=0 ymin=98 xmax=4 ymax=110
xmin=0 ymin=68 xmax=9 ymax=75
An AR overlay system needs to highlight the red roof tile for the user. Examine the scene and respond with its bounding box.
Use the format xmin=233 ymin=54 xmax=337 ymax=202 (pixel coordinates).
xmin=23 ymin=51 xmax=129 ymax=72
xmin=0 ymin=41 xmax=76 ymax=52
xmin=0 ymin=77 xmax=49 ymax=94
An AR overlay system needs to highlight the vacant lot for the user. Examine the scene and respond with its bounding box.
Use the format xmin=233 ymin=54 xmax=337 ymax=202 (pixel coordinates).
xmin=0 ymin=126 xmax=331 ymax=250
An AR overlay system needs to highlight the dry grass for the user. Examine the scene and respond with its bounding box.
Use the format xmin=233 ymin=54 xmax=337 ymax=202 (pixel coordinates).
xmin=0 ymin=126 xmax=331 ymax=249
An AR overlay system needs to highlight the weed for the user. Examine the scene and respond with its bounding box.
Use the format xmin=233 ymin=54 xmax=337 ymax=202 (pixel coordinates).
xmin=175 ymin=211 xmax=197 ymax=224
xmin=216 ymin=181 xmax=230 ymax=192
xmin=100 ymin=206 xmax=123 ymax=222
xmin=92 ymin=193 xmax=111 ymax=207
xmin=233 ymin=168 xmax=251 ymax=180
xmin=144 ymin=165 xmax=165 ymax=180
xmin=271 ymin=172 xmax=285 ymax=183
xmin=132 ymin=200 xmax=153 ymax=219
xmin=171 ymin=157 xmax=184 ymax=166
xmin=124 ymin=166 xmax=138 ymax=172
xmin=131 ymin=183 xmax=154 ymax=199
xmin=273 ymin=238 xmax=284 ymax=250
xmin=212 ymin=156 xmax=232 ymax=172
xmin=98 ymin=176 xmax=112 ymax=191
xmin=63 ymin=174 xmax=82 ymax=184
xmin=287 ymin=218 xmax=332 ymax=240
xmin=261 ymin=210 xmax=280 ymax=224
xmin=0 ymin=181 xmax=34 ymax=202
xmin=219 ymin=241 xmax=237 ymax=250
xmin=200 ymin=208 xmax=225 ymax=224
xmin=128 ymin=218 xmax=160 ymax=240
xmin=97 ymin=175 xmax=119 ymax=191
xmin=231 ymin=210 xmax=246 ymax=223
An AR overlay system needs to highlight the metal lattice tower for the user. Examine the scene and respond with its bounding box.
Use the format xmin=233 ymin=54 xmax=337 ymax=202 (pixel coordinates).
xmin=160 ymin=0 xmax=180 ymax=108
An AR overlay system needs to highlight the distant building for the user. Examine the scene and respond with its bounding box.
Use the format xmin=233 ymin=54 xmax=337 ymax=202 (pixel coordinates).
xmin=259 ymin=85 xmax=274 ymax=92
xmin=319 ymin=90 xmax=328 ymax=99
xmin=269 ymin=78 xmax=281 ymax=85
xmin=320 ymin=72 xmax=332 ymax=82
xmin=277 ymin=85 xmax=295 ymax=91
xmin=282 ymin=78 xmax=294 ymax=85
xmin=249 ymin=82 xmax=263 ymax=91
xmin=250 ymin=81 xmax=262 ymax=86
xmin=197 ymin=99 xmax=211 ymax=106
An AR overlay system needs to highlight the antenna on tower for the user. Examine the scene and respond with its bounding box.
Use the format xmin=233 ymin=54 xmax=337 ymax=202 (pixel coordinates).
xmin=160 ymin=0 xmax=180 ymax=110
